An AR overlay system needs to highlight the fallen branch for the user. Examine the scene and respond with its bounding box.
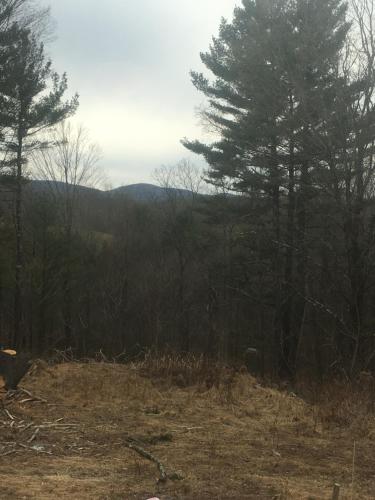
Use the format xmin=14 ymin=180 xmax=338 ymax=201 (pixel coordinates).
xmin=3 ymin=408 xmax=14 ymax=421
xmin=0 ymin=449 xmax=17 ymax=457
xmin=126 ymin=439 xmax=168 ymax=483
xmin=17 ymin=443 xmax=53 ymax=455
xmin=18 ymin=388 xmax=48 ymax=403
xmin=28 ymin=427 xmax=40 ymax=443
xmin=0 ymin=413 xmax=80 ymax=460
xmin=19 ymin=422 xmax=33 ymax=433
xmin=4 ymin=387 xmax=48 ymax=404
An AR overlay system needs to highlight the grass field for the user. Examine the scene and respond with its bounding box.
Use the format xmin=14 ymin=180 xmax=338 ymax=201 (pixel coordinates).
xmin=0 ymin=357 xmax=374 ymax=499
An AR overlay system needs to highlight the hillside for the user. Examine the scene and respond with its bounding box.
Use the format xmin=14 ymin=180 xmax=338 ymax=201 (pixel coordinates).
xmin=109 ymin=183 xmax=193 ymax=201
xmin=0 ymin=360 xmax=374 ymax=499
xmin=28 ymin=180 xmax=193 ymax=202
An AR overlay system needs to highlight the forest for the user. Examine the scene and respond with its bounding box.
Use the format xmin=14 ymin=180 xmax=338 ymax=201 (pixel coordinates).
xmin=1 ymin=0 xmax=375 ymax=385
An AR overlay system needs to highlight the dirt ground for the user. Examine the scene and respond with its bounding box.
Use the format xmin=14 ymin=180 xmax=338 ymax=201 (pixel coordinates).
xmin=0 ymin=361 xmax=374 ymax=499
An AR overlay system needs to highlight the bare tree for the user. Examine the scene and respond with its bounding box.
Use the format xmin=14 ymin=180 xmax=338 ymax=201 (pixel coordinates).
xmin=32 ymin=121 xmax=102 ymax=347
xmin=153 ymin=160 xmax=204 ymax=352
xmin=33 ymin=121 xmax=102 ymax=229
xmin=154 ymin=158 xmax=204 ymax=199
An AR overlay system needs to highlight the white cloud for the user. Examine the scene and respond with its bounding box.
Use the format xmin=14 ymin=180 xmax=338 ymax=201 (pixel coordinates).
xmin=41 ymin=0 xmax=239 ymax=184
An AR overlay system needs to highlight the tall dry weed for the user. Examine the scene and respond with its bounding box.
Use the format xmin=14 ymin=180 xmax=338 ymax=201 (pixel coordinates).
xmin=136 ymin=351 xmax=247 ymax=403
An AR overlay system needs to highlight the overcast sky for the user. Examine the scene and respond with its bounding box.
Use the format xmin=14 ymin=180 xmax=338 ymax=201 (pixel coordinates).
xmin=39 ymin=0 xmax=239 ymax=187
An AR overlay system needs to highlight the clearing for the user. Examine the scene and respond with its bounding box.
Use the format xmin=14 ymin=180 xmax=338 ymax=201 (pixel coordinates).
xmin=0 ymin=359 xmax=374 ymax=499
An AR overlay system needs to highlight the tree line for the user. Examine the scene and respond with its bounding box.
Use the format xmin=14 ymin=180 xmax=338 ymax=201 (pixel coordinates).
xmin=1 ymin=0 xmax=375 ymax=382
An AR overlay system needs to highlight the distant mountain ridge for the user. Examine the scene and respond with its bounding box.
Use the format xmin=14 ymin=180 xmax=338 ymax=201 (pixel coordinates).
xmin=109 ymin=182 xmax=193 ymax=200
xmin=28 ymin=180 xmax=193 ymax=201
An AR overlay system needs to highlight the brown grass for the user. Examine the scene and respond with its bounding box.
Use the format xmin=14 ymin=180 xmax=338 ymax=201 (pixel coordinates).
xmin=0 ymin=356 xmax=374 ymax=499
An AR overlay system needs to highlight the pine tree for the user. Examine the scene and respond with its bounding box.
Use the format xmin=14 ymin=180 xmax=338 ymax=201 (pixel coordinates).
xmin=0 ymin=0 xmax=31 ymax=348
xmin=183 ymin=0 xmax=350 ymax=376
xmin=0 ymin=29 xmax=78 ymax=348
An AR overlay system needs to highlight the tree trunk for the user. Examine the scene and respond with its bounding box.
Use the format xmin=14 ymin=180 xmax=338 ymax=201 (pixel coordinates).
xmin=62 ymin=224 xmax=73 ymax=347
xmin=38 ymin=235 xmax=48 ymax=354
xmin=206 ymin=285 xmax=218 ymax=359
xmin=281 ymin=133 xmax=296 ymax=378
xmin=270 ymin=139 xmax=282 ymax=378
xmin=294 ymin=160 xmax=309 ymax=374
xmin=13 ymin=132 xmax=23 ymax=349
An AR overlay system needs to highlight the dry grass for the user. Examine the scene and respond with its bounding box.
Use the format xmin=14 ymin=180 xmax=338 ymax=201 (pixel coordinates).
xmin=136 ymin=351 xmax=242 ymax=404
xmin=307 ymin=376 xmax=375 ymax=440
xmin=0 ymin=356 xmax=374 ymax=498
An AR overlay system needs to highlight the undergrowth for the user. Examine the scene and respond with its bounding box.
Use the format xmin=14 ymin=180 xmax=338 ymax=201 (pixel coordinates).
xmin=309 ymin=374 xmax=375 ymax=436
xmin=31 ymin=348 xmax=375 ymax=433
xmin=136 ymin=351 xmax=240 ymax=392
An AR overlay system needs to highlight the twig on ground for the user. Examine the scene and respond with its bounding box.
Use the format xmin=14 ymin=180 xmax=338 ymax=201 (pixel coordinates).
xmin=19 ymin=422 xmax=33 ymax=433
xmin=0 ymin=449 xmax=17 ymax=457
xmin=18 ymin=388 xmax=48 ymax=403
xmin=3 ymin=408 xmax=14 ymax=420
xmin=4 ymin=387 xmax=48 ymax=405
xmin=28 ymin=427 xmax=40 ymax=443
xmin=17 ymin=443 xmax=53 ymax=455
xmin=0 ymin=411 xmax=80 ymax=459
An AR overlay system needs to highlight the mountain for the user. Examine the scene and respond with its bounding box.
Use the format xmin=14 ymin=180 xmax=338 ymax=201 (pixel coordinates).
xmin=28 ymin=180 xmax=101 ymax=196
xmin=27 ymin=180 xmax=193 ymax=202
xmin=108 ymin=183 xmax=193 ymax=201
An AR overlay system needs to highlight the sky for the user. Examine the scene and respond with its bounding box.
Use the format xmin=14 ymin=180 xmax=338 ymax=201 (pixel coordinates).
xmin=39 ymin=0 xmax=239 ymax=187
